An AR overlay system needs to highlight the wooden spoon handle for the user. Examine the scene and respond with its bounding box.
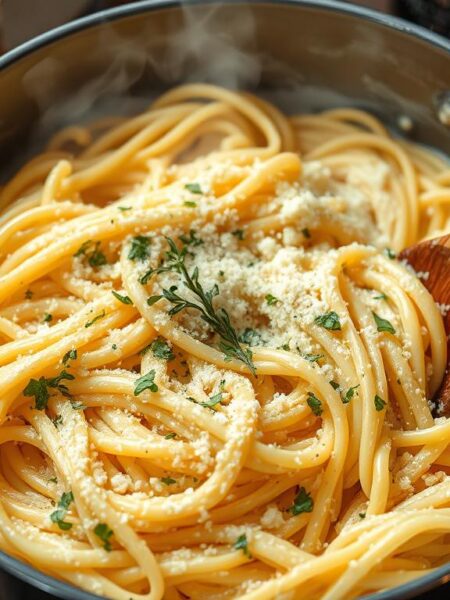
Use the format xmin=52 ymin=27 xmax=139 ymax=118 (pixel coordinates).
xmin=399 ymin=234 xmax=450 ymax=415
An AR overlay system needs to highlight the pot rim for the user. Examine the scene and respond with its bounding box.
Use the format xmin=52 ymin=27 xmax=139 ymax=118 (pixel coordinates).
xmin=0 ymin=1 xmax=449 ymax=599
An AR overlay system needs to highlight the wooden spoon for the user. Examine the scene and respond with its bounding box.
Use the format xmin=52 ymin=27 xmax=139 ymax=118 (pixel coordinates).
xmin=399 ymin=234 xmax=450 ymax=415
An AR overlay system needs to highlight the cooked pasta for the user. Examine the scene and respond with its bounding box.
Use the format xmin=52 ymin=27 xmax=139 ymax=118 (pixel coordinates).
xmin=0 ymin=83 xmax=449 ymax=600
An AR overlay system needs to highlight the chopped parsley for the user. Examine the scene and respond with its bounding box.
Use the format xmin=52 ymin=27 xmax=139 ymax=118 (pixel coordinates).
xmin=85 ymin=310 xmax=106 ymax=328
xmin=185 ymin=183 xmax=202 ymax=194
xmin=111 ymin=291 xmax=133 ymax=305
xmin=94 ymin=523 xmax=113 ymax=552
xmin=150 ymin=338 xmax=175 ymax=361
xmin=289 ymin=486 xmax=314 ymax=515
xmin=342 ymin=385 xmax=359 ymax=404
xmin=24 ymin=370 xmax=74 ymax=410
xmin=233 ymin=533 xmax=251 ymax=558
xmin=74 ymin=240 xmax=107 ymax=268
xmin=314 ymin=311 xmax=341 ymax=331
xmin=62 ymin=349 xmax=77 ymax=366
xmin=303 ymin=353 xmax=324 ymax=363
xmin=128 ymin=235 xmax=151 ymax=262
xmin=42 ymin=313 xmax=53 ymax=323
xmin=329 ymin=380 xmax=341 ymax=391
xmin=187 ymin=389 xmax=224 ymax=411
xmin=134 ymin=370 xmax=158 ymax=395
xmin=384 ymin=248 xmax=396 ymax=259
xmin=71 ymin=401 xmax=86 ymax=410
xmin=117 ymin=206 xmax=132 ymax=211
xmin=52 ymin=414 xmax=63 ymax=427
xmin=265 ymin=294 xmax=279 ymax=306
xmin=49 ymin=477 xmax=58 ymax=484
xmin=25 ymin=289 xmax=33 ymax=299
xmin=88 ymin=242 xmax=107 ymax=267
xmin=238 ymin=328 xmax=262 ymax=347
xmin=232 ymin=229 xmax=244 ymax=240
xmin=374 ymin=292 xmax=388 ymax=301
xmin=164 ymin=432 xmax=176 ymax=440
xmin=50 ymin=491 xmax=74 ymax=531
xmin=372 ymin=312 xmax=395 ymax=335
xmin=184 ymin=200 xmax=197 ymax=208
xmin=161 ymin=477 xmax=176 ymax=485
xmin=301 ymin=228 xmax=311 ymax=238
xmin=307 ymin=392 xmax=323 ymax=416
xmin=179 ymin=230 xmax=203 ymax=247
xmin=359 ymin=512 xmax=366 ymax=519
xmin=374 ymin=394 xmax=387 ymax=411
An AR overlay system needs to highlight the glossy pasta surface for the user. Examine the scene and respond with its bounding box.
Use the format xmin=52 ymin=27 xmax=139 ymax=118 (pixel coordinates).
xmin=0 ymin=84 xmax=449 ymax=600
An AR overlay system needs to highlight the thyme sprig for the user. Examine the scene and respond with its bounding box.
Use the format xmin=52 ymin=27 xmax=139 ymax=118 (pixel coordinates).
xmin=142 ymin=237 xmax=256 ymax=374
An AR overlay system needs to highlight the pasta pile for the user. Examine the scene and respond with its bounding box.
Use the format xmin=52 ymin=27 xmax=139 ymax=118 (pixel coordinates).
xmin=0 ymin=84 xmax=449 ymax=600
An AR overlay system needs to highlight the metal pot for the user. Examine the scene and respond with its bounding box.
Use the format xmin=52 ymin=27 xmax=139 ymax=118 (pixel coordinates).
xmin=0 ymin=1 xmax=449 ymax=599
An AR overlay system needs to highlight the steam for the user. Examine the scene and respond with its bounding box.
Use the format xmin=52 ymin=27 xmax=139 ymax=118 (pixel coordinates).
xmin=9 ymin=0 xmax=441 ymax=174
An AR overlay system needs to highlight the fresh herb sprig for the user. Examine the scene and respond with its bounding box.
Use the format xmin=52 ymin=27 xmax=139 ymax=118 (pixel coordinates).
xmin=143 ymin=238 xmax=255 ymax=374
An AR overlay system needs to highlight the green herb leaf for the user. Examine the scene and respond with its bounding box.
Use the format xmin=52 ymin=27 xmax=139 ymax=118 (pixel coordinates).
xmin=374 ymin=293 xmax=388 ymax=301
xmin=24 ymin=378 xmax=50 ymax=409
xmin=150 ymin=338 xmax=175 ymax=361
xmin=88 ymin=242 xmax=107 ymax=268
xmin=343 ymin=385 xmax=359 ymax=404
xmin=111 ymin=291 xmax=133 ymax=305
xmin=372 ymin=312 xmax=395 ymax=334
xmin=179 ymin=230 xmax=203 ymax=247
xmin=94 ymin=523 xmax=113 ymax=552
xmin=117 ymin=206 xmax=132 ymax=211
xmin=301 ymin=228 xmax=311 ymax=238
xmin=164 ymin=433 xmax=176 ymax=440
xmin=49 ymin=477 xmax=58 ymax=484
xmin=128 ymin=235 xmax=151 ymax=261
xmin=43 ymin=313 xmax=53 ymax=323
xmin=384 ymin=248 xmax=396 ymax=259
xmin=202 ymin=392 xmax=223 ymax=409
xmin=238 ymin=328 xmax=262 ymax=347
xmin=50 ymin=491 xmax=74 ymax=530
xmin=25 ymin=289 xmax=33 ymax=299
xmin=233 ymin=533 xmax=251 ymax=558
xmin=232 ymin=229 xmax=244 ymax=240
xmin=161 ymin=477 xmax=176 ymax=485
xmin=303 ymin=353 xmax=324 ymax=363
xmin=265 ymin=294 xmax=279 ymax=306
xmin=52 ymin=415 xmax=63 ymax=427
xmin=24 ymin=370 xmax=74 ymax=410
xmin=329 ymin=380 xmax=341 ymax=391
xmin=134 ymin=370 xmax=158 ymax=395
xmin=307 ymin=391 xmax=323 ymax=416
xmin=73 ymin=240 xmax=92 ymax=257
xmin=147 ymin=295 xmax=163 ymax=306
xmin=185 ymin=183 xmax=202 ymax=194
xmin=372 ymin=311 xmax=395 ymax=334
xmin=374 ymin=394 xmax=387 ymax=411
xmin=71 ymin=401 xmax=86 ymax=410
xmin=148 ymin=238 xmax=255 ymax=374
xmin=184 ymin=200 xmax=197 ymax=208
xmin=85 ymin=310 xmax=106 ymax=328
xmin=62 ymin=349 xmax=77 ymax=365
xmin=314 ymin=311 xmax=341 ymax=331
xmin=289 ymin=486 xmax=314 ymax=515
xmin=359 ymin=512 xmax=366 ymax=519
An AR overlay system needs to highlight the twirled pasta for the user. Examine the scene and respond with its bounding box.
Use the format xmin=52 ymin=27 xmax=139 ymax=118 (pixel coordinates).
xmin=0 ymin=84 xmax=448 ymax=600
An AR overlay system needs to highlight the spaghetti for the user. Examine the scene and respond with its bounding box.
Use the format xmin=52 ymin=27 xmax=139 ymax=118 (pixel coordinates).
xmin=0 ymin=84 xmax=448 ymax=600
